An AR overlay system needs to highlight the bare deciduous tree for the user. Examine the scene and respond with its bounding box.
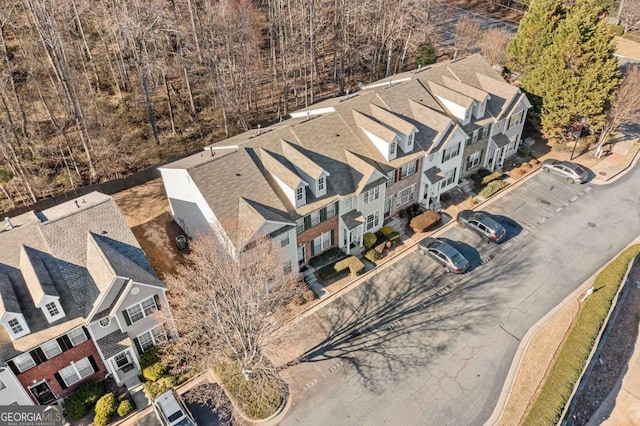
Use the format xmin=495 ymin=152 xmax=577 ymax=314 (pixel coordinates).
xmin=595 ymin=65 xmax=640 ymax=158
xmin=163 ymin=231 xmax=302 ymax=379
xmin=454 ymin=15 xmax=483 ymax=57
xmin=479 ymin=27 xmax=513 ymax=67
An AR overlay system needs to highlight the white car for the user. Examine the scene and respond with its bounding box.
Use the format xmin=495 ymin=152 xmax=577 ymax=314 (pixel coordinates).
xmin=152 ymin=389 xmax=197 ymax=426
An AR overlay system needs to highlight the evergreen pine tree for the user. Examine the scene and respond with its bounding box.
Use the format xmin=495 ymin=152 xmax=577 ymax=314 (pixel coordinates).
xmin=506 ymin=0 xmax=564 ymax=77
xmin=524 ymin=0 xmax=620 ymax=143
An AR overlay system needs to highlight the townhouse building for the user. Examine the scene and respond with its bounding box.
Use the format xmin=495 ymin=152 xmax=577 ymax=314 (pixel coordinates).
xmin=0 ymin=192 xmax=174 ymax=405
xmin=160 ymin=54 xmax=530 ymax=269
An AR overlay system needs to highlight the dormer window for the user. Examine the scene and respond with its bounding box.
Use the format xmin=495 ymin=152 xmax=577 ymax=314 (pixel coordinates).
xmin=407 ymin=133 xmax=414 ymax=150
xmin=8 ymin=319 xmax=23 ymax=334
xmin=318 ymin=177 xmax=325 ymax=192
xmin=46 ymin=302 xmax=58 ymax=317
xmin=41 ymin=298 xmax=65 ymax=323
xmin=464 ymin=108 xmax=471 ymax=123
xmin=390 ymin=142 xmax=396 ymax=156
xmin=296 ymin=187 xmax=304 ymax=201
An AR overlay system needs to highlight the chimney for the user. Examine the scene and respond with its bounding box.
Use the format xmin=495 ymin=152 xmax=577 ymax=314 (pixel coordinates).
xmin=74 ymin=200 xmax=80 ymax=208
xmin=4 ymin=217 xmax=13 ymax=230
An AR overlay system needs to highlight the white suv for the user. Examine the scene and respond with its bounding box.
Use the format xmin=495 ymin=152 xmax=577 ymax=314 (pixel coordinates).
xmin=152 ymin=389 xmax=197 ymax=426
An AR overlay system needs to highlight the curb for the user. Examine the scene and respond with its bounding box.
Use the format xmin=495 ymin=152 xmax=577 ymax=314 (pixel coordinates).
xmin=485 ymin=237 xmax=640 ymax=426
xmin=602 ymin=141 xmax=640 ymax=183
xmin=560 ymin=255 xmax=638 ymax=424
xmin=206 ymin=367 xmax=289 ymax=426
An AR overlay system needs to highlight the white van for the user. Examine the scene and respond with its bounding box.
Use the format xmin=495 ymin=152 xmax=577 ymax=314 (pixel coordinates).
xmin=152 ymin=389 xmax=197 ymax=426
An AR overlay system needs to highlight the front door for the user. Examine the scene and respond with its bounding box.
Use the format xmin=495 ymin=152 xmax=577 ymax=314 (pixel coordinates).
xmin=384 ymin=197 xmax=392 ymax=218
xmin=114 ymin=351 xmax=135 ymax=374
xmin=297 ymin=245 xmax=306 ymax=266
xmin=30 ymin=381 xmax=55 ymax=405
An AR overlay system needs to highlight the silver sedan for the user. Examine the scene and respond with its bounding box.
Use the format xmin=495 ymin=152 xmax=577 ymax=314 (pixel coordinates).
xmin=541 ymin=159 xmax=588 ymax=184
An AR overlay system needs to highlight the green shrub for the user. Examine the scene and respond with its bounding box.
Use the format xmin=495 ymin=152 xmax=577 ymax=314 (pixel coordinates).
xmin=409 ymin=210 xmax=441 ymax=233
xmin=608 ymin=24 xmax=624 ymax=36
xmin=477 ymin=168 xmax=491 ymax=177
xmin=481 ymin=171 xmax=503 ymax=185
xmin=335 ymin=256 xmax=364 ymax=276
xmin=139 ymin=347 xmax=161 ymax=370
xmin=94 ymin=393 xmax=118 ymax=426
xmin=363 ymin=232 xmax=377 ymax=249
xmin=63 ymin=395 xmax=87 ymax=421
xmin=518 ymin=146 xmax=531 ymax=157
xmin=524 ymin=245 xmax=640 ymax=426
xmin=380 ymin=225 xmax=395 ymax=237
xmin=143 ymin=360 xmax=168 ymax=382
xmin=317 ymin=263 xmax=345 ymax=280
xmin=388 ymin=231 xmax=400 ymax=241
xmin=117 ymin=400 xmax=135 ymax=417
xmin=521 ymin=161 xmax=531 ymax=169
xmin=479 ymin=180 xmax=509 ymax=198
xmin=76 ymin=380 xmax=105 ymax=406
xmin=143 ymin=375 xmax=179 ymax=399
xmin=365 ymin=249 xmax=382 ymax=262
xmin=415 ymin=39 xmax=437 ymax=67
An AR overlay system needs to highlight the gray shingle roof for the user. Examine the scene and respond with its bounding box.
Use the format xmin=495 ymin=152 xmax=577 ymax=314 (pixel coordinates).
xmin=492 ymin=133 xmax=512 ymax=148
xmin=424 ymin=166 xmax=446 ymax=184
xmin=0 ymin=193 xmax=163 ymax=360
xmin=341 ymin=210 xmax=364 ymax=230
xmin=427 ymin=81 xmax=474 ymax=108
xmin=19 ymin=246 xmax=59 ymax=307
xmin=369 ymin=104 xmax=415 ymax=136
xmin=441 ymin=75 xmax=489 ymax=102
xmin=96 ymin=329 xmax=131 ymax=360
xmin=0 ymin=270 xmax=21 ymax=314
xmin=281 ymin=140 xmax=325 ymax=180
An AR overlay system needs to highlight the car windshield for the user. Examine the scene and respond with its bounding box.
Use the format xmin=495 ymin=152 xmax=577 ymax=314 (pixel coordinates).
xmin=174 ymin=419 xmax=196 ymax=426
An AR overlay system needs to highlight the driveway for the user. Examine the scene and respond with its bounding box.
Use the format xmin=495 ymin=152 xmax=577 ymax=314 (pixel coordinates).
xmin=280 ymin=167 xmax=640 ymax=426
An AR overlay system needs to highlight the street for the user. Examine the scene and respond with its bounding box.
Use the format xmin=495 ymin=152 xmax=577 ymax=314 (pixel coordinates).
xmin=280 ymin=166 xmax=640 ymax=425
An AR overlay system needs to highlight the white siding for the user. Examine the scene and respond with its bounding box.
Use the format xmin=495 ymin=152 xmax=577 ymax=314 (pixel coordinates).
xmin=160 ymin=168 xmax=235 ymax=255
xmin=436 ymin=97 xmax=469 ymax=122
xmin=0 ymin=369 xmax=33 ymax=405
xmin=361 ymin=128 xmax=396 ymax=161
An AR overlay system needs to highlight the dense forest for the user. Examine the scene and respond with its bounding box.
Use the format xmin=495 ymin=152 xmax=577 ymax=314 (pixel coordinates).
xmin=0 ymin=0 xmax=461 ymax=211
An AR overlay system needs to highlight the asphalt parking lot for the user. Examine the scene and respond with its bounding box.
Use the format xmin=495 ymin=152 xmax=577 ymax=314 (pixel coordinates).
xmin=281 ymin=169 xmax=630 ymax=426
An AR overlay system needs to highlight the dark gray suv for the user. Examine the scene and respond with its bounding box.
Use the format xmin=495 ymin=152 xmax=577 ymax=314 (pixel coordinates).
xmin=457 ymin=210 xmax=507 ymax=243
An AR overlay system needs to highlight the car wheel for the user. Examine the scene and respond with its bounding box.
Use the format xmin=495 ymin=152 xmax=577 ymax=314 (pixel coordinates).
xmin=481 ymin=235 xmax=489 ymax=243
xmin=457 ymin=219 xmax=466 ymax=228
xmin=419 ymin=248 xmax=425 ymax=255
xmin=567 ymin=177 xmax=574 ymax=184
xmin=444 ymin=266 xmax=451 ymax=273
xmin=542 ymin=166 xmax=550 ymax=173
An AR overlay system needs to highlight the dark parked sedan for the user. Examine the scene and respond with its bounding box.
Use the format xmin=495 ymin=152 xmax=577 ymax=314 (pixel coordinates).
xmin=542 ymin=159 xmax=588 ymax=184
xmin=419 ymin=237 xmax=470 ymax=274
xmin=457 ymin=210 xmax=507 ymax=243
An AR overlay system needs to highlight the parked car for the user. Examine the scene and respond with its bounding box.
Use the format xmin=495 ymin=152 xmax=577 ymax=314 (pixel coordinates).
xmin=418 ymin=237 xmax=470 ymax=274
xmin=457 ymin=210 xmax=507 ymax=243
xmin=153 ymin=389 xmax=197 ymax=426
xmin=541 ymin=159 xmax=588 ymax=184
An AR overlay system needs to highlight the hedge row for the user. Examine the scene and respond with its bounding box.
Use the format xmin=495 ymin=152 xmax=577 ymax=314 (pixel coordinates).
xmin=523 ymin=245 xmax=640 ymax=425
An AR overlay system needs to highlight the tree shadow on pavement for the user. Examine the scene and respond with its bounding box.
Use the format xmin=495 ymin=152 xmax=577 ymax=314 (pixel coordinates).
xmin=295 ymin=254 xmax=533 ymax=395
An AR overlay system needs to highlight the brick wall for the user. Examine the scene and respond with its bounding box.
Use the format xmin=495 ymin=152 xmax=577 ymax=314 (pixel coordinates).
xmin=296 ymin=214 xmax=339 ymax=262
xmin=386 ymin=158 xmax=422 ymax=216
xmin=17 ymin=339 xmax=106 ymax=403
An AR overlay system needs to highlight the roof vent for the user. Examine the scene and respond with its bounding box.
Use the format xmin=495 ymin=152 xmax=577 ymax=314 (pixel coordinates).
xmin=257 ymin=124 xmax=262 ymax=135
xmin=74 ymin=200 xmax=80 ymax=208
xmin=5 ymin=217 xmax=13 ymax=230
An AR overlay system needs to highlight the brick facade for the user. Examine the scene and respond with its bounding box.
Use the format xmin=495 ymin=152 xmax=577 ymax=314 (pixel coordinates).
xmin=16 ymin=338 xmax=106 ymax=403
xmin=385 ymin=158 xmax=422 ymax=216
xmin=296 ymin=214 xmax=339 ymax=263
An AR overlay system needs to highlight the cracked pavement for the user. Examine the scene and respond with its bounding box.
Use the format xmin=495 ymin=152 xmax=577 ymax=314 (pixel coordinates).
xmin=279 ymin=167 xmax=640 ymax=425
